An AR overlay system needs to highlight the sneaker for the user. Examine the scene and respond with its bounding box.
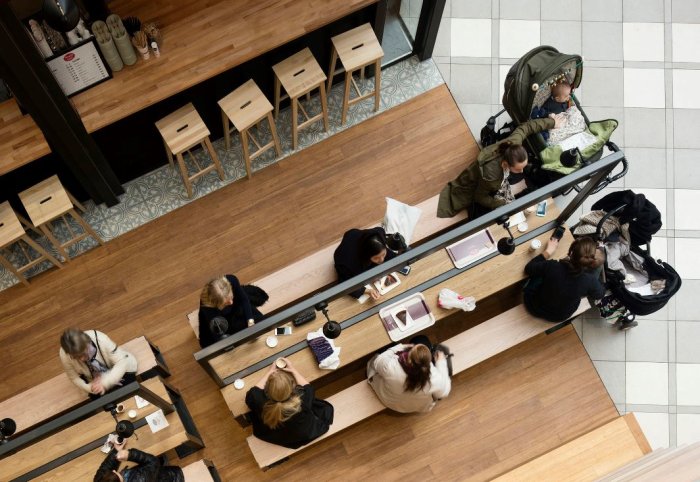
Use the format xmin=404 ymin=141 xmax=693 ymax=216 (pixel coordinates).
xmin=618 ymin=320 xmax=638 ymax=331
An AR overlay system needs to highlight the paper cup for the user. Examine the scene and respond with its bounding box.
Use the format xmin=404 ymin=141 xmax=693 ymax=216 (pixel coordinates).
xmin=115 ymin=403 xmax=125 ymax=413
xmin=529 ymin=239 xmax=542 ymax=252
xmin=233 ymin=379 xmax=245 ymax=390
xmin=275 ymin=358 xmax=287 ymax=369
xmin=127 ymin=409 xmax=137 ymax=419
xmin=266 ymin=336 xmax=278 ymax=348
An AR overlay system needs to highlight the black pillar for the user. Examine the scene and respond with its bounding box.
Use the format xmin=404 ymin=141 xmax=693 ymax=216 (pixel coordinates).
xmin=413 ymin=0 xmax=447 ymax=61
xmin=0 ymin=2 xmax=123 ymax=206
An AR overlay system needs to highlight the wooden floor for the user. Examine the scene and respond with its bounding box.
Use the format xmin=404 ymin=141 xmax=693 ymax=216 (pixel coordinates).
xmin=0 ymin=85 xmax=618 ymax=480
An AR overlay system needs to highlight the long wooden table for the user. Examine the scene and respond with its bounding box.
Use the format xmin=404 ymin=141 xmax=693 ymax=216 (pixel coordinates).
xmin=0 ymin=0 xmax=378 ymax=175
xmin=219 ymin=201 xmax=573 ymax=419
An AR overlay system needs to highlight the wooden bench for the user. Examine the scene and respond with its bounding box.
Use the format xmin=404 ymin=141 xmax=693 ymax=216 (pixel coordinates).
xmin=187 ymin=193 xmax=468 ymax=336
xmin=0 ymin=336 xmax=170 ymax=435
xmin=182 ymin=459 xmax=221 ymax=481
xmin=220 ymin=201 xmax=568 ymax=420
xmin=246 ymin=300 xmax=591 ymax=469
xmin=493 ymin=413 xmax=651 ymax=481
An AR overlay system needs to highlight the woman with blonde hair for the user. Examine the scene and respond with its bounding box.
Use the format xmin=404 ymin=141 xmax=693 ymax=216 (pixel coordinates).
xmin=198 ymin=274 xmax=267 ymax=348
xmin=245 ymin=358 xmax=334 ymax=448
xmin=367 ymin=336 xmax=451 ymax=413
xmin=524 ymin=235 xmax=605 ymax=322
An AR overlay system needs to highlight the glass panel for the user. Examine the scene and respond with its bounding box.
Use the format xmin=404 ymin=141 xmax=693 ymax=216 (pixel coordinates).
xmin=382 ymin=0 xmax=422 ymax=64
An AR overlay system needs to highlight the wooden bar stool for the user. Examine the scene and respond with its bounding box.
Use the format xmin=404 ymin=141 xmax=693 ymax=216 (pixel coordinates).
xmin=18 ymin=176 xmax=103 ymax=262
xmin=156 ymin=103 xmax=225 ymax=198
xmin=327 ymin=23 xmax=384 ymax=125
xmin=219 ymin=80 xmax=281 ymax=179
xmin=0 ymin=202 xmax=63 ymax=286
xmin=273 ymin=48 xmax=329 ymax=150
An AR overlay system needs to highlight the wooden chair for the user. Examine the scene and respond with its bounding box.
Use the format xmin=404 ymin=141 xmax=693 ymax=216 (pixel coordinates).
xmin=273 ymin=48 xmax=329 ymax=150
xmin=156 ymin=103 xmax=225 ymax=197
xmin=0 ymin=201 xmax=62 ymax=285
xmin=219 ymin=80 xmax=281 ymax=179
xmin=327 ymin=23 xmax=384 ymax=125
xmin=18 ymin=176 xmax=103 ymax=262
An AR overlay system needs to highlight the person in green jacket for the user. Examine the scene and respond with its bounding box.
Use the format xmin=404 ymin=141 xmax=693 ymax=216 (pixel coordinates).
xmin=437 ymin=117 xmax=559 ymax=218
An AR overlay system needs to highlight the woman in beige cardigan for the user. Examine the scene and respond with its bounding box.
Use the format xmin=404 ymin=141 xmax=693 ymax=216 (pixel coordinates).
xmin=59 ymin=328 xmax=138 ymax=397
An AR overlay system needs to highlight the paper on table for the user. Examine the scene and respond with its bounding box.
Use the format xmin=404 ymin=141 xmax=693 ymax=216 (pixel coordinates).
xmin=145 ymin=409 xmax=169 ymax=433
xmin=134 ymin=395 xmax=150 ymax=409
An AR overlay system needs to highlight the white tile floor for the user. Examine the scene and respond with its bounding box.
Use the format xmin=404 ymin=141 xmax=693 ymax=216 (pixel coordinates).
xmin=435 ymin=0 xmax=700 ymax=448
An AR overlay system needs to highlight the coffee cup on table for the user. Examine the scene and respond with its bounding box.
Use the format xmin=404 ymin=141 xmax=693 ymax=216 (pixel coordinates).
xmin=127 ymin=409 xmax=137 ymax=419
xmin=529 ymin=239 xmax=542 ymax=252
xmin=275 ymin=358 xmax=287 ymax=369
xmin=115 ymin=403 xmax=125 ymax=414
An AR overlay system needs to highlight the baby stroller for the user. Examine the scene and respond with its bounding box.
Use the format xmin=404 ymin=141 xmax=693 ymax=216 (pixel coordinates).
xmin=480 ymin=45 xmax=627 ymax=194
xmin=573 ymin=190 xmax=681 ymax=329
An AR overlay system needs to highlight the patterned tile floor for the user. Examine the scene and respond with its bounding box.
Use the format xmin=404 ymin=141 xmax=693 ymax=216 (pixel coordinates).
xmin=0 ymin=55 xmax=444 ymax=290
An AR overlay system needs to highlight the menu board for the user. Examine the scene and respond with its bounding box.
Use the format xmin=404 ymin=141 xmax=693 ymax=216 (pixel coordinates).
xmin=46 ymin=39 xmax=111 ymax=97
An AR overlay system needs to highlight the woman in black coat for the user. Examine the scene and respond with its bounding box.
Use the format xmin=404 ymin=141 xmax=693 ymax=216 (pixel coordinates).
xmin=524 ymin=236 xmax=605 ymax=322
xmin=198 ymin=274 xmax=266 ymax=348
xmin=93 ymin=445 xmax=183 ymax=482
xmin=245 ymin=358 xmax=334 ymax=449
xmin=333 ymin=227 xmax=396 ymax=300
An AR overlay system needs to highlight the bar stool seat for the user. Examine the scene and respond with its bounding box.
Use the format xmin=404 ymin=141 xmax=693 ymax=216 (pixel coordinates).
xmin=156 ymin=103 xmax=225 ymax=198
xmin=219 ymin=80 xmax=281 ymax=179
xmin=18 ymin=176 xmax=103 ymax=263
xmin=0 ymin=202 xmax=63 ymax=286
xmin=273 ymin=48 xmax=329 ymax=150
xmin=327 ymin=23 xmax=384 ymax=125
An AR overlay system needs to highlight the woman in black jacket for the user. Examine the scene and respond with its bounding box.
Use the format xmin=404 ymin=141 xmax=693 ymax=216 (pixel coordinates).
xmin=333 ymin=227 xmax=396 ymax=300
xmin=198 ymin=274 xmax=266 ymax=348
xmin=245 ymin=358 xmax=334 ymax=449
xmin=93 ymin=444 xmax=183 ymax=482
xmin=524 ymin=236 xmax=605 ymax=322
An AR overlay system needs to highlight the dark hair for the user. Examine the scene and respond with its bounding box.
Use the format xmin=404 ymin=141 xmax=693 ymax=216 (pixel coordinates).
xmin=95 ymin=471 xmax=121 ymax=482
xmin=403 ymin=345 xmax=432 ymax=392
xmin=497 ymin=141 xmax=528 ymax=167
xmin=567 ymin=237 xmax=603 ymax=273
xmin=360 ymin=233 xmax=386 ymax=263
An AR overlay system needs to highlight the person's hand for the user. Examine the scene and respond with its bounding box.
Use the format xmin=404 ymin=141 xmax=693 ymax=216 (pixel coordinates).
xmin=267 ymin=362 xmax=278 ymax=374
xmin=91 ymin=378 xmax=106 ymax=395
xmin=545 ymin=238 xmax=559 ymax=257
xmin=115 ymin=449 xmax=129 ymax=461
xmin=278 ymin=357 xmax=294 ymax=371
xmin=112 ymin=438 xmax=126 ymax=451
xmin=434 ymin=351 xmax=445 ymax=361
xmin=367 ymin=288 xmax=380 ymax=301
xmin=247 ymin=318 xmax=255 ymax=327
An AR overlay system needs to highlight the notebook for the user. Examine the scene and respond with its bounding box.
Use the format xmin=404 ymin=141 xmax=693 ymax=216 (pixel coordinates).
xmin=445 ymin=228 xmax=497 ymax=269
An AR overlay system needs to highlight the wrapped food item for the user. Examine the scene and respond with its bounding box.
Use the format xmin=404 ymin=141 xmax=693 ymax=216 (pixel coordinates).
xmin=306 ymin=329 xmax=341 ymax=370
xmin=438 ymin=288 xmax=476 ymax=312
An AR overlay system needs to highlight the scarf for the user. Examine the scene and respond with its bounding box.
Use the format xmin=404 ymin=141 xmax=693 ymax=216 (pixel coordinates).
xmin=494 ymin=168 xmax=516 ymax=204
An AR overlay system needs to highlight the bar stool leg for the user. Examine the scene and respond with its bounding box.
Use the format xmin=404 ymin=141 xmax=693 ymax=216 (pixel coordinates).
xmin=204 ymin=137 xmax=225 ymax=180
xmin=176 ymin=152 xmax=194 ymax=198
xmin=0 ymin=252 xmax=29 ymax=286
xmin=291 ymin=96 xmax=299 ymax=150
xmin=69 ymin=209 xmax=104 ymax=245
xmin=267 ymin=112 xmax=282 ymax=157
xmin=39 ymin=223 xmax=69 ymax=261
xmin=163 ymin=139 xmax=175 ymax=168
xmin=341 ymin=70 xmax=352 ymax=125
xmin=319 ymin=82 xmax=329 ymax=132
xmin=374 ymin=59 xmax=382 ymax=112
xmin=22 ymin=235 xmax=63 ymax=268
xmin=66 ymin=190 xmax=86 ymax=212
xmin=222 ymin=110 xmax=232 ymax=150
xmin=240 ymin=129 xmax=253 ymax=179
xmin=16 ymin=213 xmax=43 ymax=237
xmin=273 ymin=76 xmax=281 ymax=120
xmin=327 ymin=48 xmax=338 ymax=94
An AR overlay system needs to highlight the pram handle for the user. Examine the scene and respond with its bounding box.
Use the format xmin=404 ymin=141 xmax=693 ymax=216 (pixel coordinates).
xmin=595 ymin=204 xmax=626 ymax=242
xmin=574 ymin=141 xmax=628 ymax=195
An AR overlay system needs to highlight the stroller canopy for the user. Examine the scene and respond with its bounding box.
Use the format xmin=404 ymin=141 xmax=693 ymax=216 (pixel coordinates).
xmin=502 ymin=46 xmax=583 ymax=124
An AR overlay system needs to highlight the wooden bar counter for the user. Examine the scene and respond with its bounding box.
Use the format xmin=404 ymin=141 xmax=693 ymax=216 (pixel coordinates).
xmin=0 ymin=0 xmax=378 ymax=176
xmin=219 ymin=201 xmax=572 ymax=419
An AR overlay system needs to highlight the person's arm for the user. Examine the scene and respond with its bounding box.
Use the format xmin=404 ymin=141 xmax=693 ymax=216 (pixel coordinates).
xmin=508 ymin=117 xmax=556 ymax=145
xmin=227 ymin=275 xmax=255 ymax=327
xmin=123 ymin=448 xmax=159 ymax=469
xmin=93 ymin=449 xmax=120 ymax=482
xmin=59 ymin=349 xmax=92 ymax=393
xmin=588 ymin=277 xmax=606 ymax=301
xmin=369 ymin=344 xmax=406 ymax=376
xmin=96 ymin=332 xmax=137 ymax=390
xmin=279 ymin=358 xmax=309 ymax=385
xmin=431 ymin=353 xmax=452 ymax=399
xmin=474 ymin=177 xmax=507 ymax=210
xmin=254 ymin=362 xmax=278 ymax=389
xmin=198 ymin=308 xmax=215 ymax=348
xmin=525 ymin=238 xmax=559 ymax=277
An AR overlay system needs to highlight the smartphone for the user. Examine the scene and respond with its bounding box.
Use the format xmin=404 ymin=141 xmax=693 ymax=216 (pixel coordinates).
xmin=399 ymin=266 xmax=411 ymax=276
xmin=535 ymin=201 xmax=547 ymax=217
xmin=552 ymin=225 xmax=566 ymax=240
xmin=275 ymin=326 xmax=292 ymax=336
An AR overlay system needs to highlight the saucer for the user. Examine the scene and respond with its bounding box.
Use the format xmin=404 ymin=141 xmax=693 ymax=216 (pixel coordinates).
xmin=517 ymin=222 xmax=528 ymax=232
xmin=266 ymin=336 xmax=278 ymax=348
xmin=233 ymin=379 xmax=245 ymax=390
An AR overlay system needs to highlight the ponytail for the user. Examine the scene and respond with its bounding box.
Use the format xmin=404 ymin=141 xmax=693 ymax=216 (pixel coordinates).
xmin=261 ymin=371 xmax=302 ymax=429
xmin=567 ymin=237 xmax=603 ymax=273
xmin=400 ymin=345 xmax=433 ymax=392
xmin=497 ymin=141 xmax=528 ymax=167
